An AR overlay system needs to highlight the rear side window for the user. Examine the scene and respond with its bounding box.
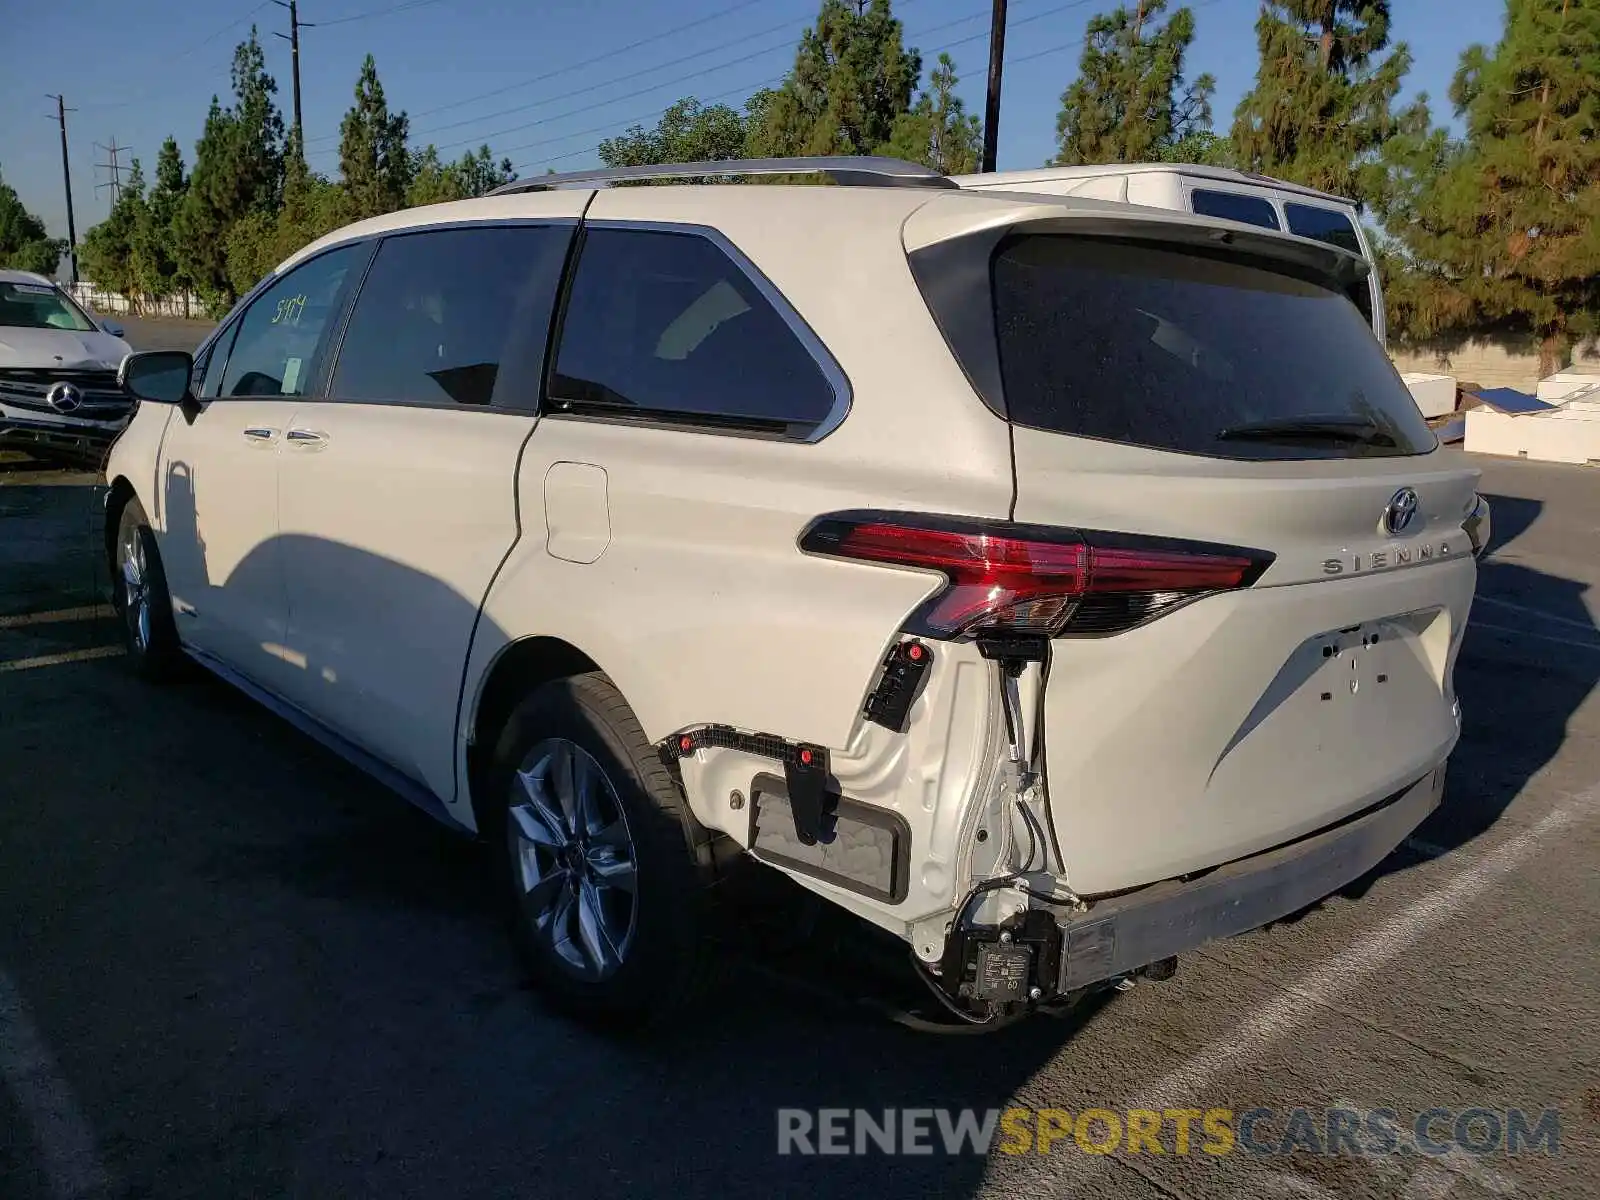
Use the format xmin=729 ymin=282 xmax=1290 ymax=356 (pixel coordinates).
xmin=1189 ymin=189 xmax=1280 ymax=230
xmin=1284 ymin=203 xmax=1362 ymax=255
xmin=990 ymin=236 xmax=1433 ymax=460
xmin=331 ymin=224 xmax=573 ymax=409
xmin=550 ymin=228 xmax=837 ymax=435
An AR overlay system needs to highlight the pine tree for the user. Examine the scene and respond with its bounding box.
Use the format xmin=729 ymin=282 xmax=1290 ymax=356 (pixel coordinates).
xmin=1231 ymin=1 xmax=1415 ymax=204
xmin=339 ymin=55 xmax=412 ymax=220
xmin=134 ymin=137 xmax=188 ymax=300
xmin=1053 ymin=1 xmax=1214 ymax=166
xmin=173 ymin=30 xmax=286 ymax=311
xmin=879 ymin=54 xmax=983 ymax=174
xmin=79 ymin=161 xmax=149 ymax=301
xmin=749 ymin=0 xmax=921 ymax=160
xmin=1381 ymin=0 xmax=1600 ymax=374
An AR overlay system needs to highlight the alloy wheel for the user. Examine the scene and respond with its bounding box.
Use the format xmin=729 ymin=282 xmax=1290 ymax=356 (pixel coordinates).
xmin=119 ymin=527 xmax=150 ymax=652
xmin=506 ymin=738 xmax=639 ymax=980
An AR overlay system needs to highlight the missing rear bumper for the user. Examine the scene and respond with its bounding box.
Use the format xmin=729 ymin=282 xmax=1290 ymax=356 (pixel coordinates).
xmin=1053 ymin=765 xmax=1443 ymax=992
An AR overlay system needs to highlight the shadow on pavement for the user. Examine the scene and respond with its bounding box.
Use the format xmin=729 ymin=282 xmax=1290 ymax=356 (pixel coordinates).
xmin=1 ymin=467 xmax=1098 ymax=1199
xmin=1340 ymin=490 xmax=1599 ymax=900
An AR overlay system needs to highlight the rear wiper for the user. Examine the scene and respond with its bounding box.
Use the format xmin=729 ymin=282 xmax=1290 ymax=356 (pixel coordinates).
xmin=1216 ymin=415 xmax=1397 ymax=446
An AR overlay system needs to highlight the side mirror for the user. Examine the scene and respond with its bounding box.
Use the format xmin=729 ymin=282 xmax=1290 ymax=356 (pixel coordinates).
xmin=119 ymin=350 xmax=194 ymax=405
xmin=101 ymin=319 xmax=126 ymax=338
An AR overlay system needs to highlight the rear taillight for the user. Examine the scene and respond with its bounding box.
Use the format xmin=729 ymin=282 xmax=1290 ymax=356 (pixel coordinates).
xmin=800 ymin=512 xmax=1273 ymax=639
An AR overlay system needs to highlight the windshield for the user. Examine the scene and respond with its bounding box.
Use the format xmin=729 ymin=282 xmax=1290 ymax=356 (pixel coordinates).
xmin=0 ymin=281 xmax=97 ymax=332
xmin=989 ymin=235 xmax=1434 ymax=461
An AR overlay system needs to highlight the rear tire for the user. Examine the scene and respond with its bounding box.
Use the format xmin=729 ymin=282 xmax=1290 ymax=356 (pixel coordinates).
xmin=485 ymin=672 xmax=713 ymax=1026
xmin=114 ymin=498 xmax=182 ymax=680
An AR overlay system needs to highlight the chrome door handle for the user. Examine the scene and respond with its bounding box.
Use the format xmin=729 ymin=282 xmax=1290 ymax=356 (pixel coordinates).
xmin=242 ymin=427 xmax=278 ymax=441
xmin=285 ymin=429 xmax=327 ymax=446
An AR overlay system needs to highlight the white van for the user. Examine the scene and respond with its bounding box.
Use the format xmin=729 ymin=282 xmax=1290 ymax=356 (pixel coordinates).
xmin=950 ymin=164 xmax=1386 ymax=345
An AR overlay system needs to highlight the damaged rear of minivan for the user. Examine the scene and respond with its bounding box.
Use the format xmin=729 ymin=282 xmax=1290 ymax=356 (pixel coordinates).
xmin=740 ymin=193 xmax=1488 ymax=1024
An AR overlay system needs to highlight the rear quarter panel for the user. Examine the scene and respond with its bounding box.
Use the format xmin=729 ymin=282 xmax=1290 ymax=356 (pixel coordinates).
xmin=454 ymin=187 xmax=1017 ymax=829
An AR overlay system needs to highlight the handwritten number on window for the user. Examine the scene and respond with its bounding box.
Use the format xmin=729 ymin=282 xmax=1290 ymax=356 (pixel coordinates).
xmin=272 ymin=293 xmax=308 ymax=326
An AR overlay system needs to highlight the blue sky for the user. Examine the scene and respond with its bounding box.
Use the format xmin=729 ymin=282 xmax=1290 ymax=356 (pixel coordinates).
xmin=4 ymin=0 xmax=1507 ymax=241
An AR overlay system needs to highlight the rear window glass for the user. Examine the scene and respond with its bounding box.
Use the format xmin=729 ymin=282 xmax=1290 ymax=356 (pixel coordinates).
xmin=1285 ymin=203 xmax=1362 ymax=255
xmin=990 ymin=236 xmax=1433 ymax=460
xmin=1189 ymin=189 xmax=1280 ymax=230
xmin=551 ymin=228 xmax=836 ymax=434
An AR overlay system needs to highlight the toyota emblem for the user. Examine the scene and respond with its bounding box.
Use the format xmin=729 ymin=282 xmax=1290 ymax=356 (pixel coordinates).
xmin=1384 ymin=487 xmax=1419 ymax=535
xmin=46 ymin=381 xmax=84 ymax=413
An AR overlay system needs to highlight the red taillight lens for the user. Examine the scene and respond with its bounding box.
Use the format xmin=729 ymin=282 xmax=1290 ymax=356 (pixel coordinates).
xmin=801 ymin=513 xmax=1272 ymax=639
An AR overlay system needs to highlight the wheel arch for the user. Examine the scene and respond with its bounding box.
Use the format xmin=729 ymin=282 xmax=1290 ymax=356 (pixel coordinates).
xmin=464 ymin=635 xmax=600 ymax=834
xmin=103 ymin=474 xmax=140 ymax=586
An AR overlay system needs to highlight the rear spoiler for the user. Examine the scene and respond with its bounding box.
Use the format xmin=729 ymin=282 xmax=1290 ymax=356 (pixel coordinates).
xmin=904 ymin=192 xmax=1370 ymax=291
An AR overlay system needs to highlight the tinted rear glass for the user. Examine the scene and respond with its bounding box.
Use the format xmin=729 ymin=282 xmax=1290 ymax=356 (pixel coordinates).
xmin=990 ymin=236 xmax=1433 ymax=460
xmin=1189 ymin=189 xmax=1280 ymax=230
xmin=1284 ymin=203 xmax=1362 ymax=254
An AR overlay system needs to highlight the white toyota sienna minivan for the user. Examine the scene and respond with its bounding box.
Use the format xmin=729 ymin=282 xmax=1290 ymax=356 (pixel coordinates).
xmin=106 ymin=156 xmax=1489 ymax=1027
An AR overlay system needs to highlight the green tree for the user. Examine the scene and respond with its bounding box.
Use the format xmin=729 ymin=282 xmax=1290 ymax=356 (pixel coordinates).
xmin=79 ymin=161 xmax=149 ymax=301
xmin=225 ymin=136 xmax=348 ymax=293
xmin=132 ymin=137 xmax=189 ymax=300
xmin=749 ymin=0 xmax=921 ymax=159
xmin=0 ymin=168 xmax=64 ymax=276
xmin=878 ymin=53 xmax=982 ymax=174
xmin=1053 ymin=1 xmax=1214 ymax=165
xmin=339 ymin=54 xmax=412 ymax=220
xmin=174 ymin=30 xmax=287 ymax=311
xmin=406 ymin=144 xmax=514 ymax=205
xmin=1379 ymin=0 xmax=1600 ymax=374
xmin=599 ymin=97 xmax=750 ymax=171
xmin=1231 ymin=1 xmax=1416 ymax=204
xmin=1159 ymin=129 xmax=1233 ymax=165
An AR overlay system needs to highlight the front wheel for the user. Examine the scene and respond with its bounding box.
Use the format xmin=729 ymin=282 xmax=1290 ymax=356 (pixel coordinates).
xmin=486 ymin=672 xmax=714 ymax=1025
xmin=114 ymin=499 xmax=182 ymax=679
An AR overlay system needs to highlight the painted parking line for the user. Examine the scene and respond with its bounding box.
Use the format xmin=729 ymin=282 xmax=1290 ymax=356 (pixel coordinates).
xmin=0 ymin=970 xmax=108 ymax=1199
xmin=0 ymin=646 xmax=125 ymax=673
xmin=992 ymin=793 xmax=1593 ymax=1197
xmin=1475 ymin=594 xmax=1599 ymax=633
xmin=1469 ymin=620 xmax=1600 ymax=653
xmin=0 ymin=606 xmax=115 ymax=630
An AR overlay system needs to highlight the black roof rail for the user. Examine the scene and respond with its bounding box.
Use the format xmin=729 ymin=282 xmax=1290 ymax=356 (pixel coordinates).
xmin=488 ymin=155 xmax=958 ymax=195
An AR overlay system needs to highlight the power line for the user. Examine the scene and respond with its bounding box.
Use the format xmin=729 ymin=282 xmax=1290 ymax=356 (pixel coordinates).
xmin=501 ymin=0 xmax=1123 ymax=176
xmin=77 ymin=1 xmax=274 ymax=111
xmin=303 ymin=0 xmax=785 ymax=145
xmin=365 ymin=0 xmax=1011 ymax=161
xmin=315 ymin=0 xmax=450 ymax=26
xmin=408 ymin=10 xmax=823 ymax=143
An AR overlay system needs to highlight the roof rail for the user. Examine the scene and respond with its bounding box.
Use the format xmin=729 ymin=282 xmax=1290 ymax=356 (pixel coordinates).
xmin=488 ymin=155 xmax=958 ymax=196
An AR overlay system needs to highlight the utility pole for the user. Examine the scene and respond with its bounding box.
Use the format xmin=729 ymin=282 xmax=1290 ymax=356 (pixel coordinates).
xmin=273 ymin=0 xmax=313 ymax=152
xmin=45 ymin=94 xmax=79 ymax=283
xmin=981 ymin=0 xmax=1008 ymax=174
xmin=94 ymin=137 xmax=131 ymax=209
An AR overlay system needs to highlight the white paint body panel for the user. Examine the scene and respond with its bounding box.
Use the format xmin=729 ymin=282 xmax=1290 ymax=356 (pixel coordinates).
xmin=102 ymin=178 xmax=1477 ymax=952
xmin=275 ymin=402 xmax=537 ymax=799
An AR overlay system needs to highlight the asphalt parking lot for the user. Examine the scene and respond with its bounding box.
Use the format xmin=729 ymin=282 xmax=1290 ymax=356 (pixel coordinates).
xmin=2 ymin=319 xmax=1597 ymax=1198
